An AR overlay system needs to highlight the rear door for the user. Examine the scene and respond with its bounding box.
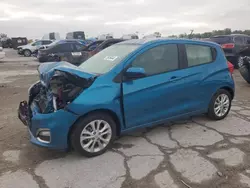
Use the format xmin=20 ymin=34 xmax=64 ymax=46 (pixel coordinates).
xmin=122 ymin=43 xmax=196 ymax=128
xmin=181 ymin=43 xmax=218 ymax=110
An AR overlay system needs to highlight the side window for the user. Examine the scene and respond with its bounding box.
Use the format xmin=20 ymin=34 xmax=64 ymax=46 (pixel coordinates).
xmin=234 ymin=37 xmax=244 ymax=45
xmin=42 ymin=40 xmax=52 ymax=45
xmin=32 ymin=41 xmax=42 ymax=46
xmin=87 ymin=42 xmax=102 ymax=51
xmin=185 ymin=44 xmax=213 ymax=67
xmin=56 ymin=43 xmax=72 ymax=52
xmin=101 ymin=42 xmax=113 ymax=50
xmin=246 ymin=37 xmax=250 ymax=44
xmin=132 ymin=44 xmax=179 ymax=76
xmin=75 ymin=44 xmax=84 ymax=51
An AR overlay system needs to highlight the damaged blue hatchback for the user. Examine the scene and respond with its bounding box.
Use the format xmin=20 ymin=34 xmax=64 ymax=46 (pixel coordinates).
xmin=18 ymin=38 xmax=235 ymax=157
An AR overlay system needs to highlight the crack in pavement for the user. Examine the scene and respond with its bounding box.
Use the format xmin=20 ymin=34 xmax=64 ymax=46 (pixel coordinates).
xmin=2 ymin=99 xmax=250 ymax=188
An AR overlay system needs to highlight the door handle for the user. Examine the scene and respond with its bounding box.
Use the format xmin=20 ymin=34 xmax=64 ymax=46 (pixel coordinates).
xmin=169 ymin=76 xmax=180 ymax=82
xmin=170 ymin=76 xmax=178 ymax=80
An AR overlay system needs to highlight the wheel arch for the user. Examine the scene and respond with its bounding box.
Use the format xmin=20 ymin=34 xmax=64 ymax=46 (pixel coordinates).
xmin=23 ymin=49 xmax=32 ymax=53
xmin=220 ymin=86 xmax=234 ymax=99
xmin=67 ymin=109 xmax=121 ymax=149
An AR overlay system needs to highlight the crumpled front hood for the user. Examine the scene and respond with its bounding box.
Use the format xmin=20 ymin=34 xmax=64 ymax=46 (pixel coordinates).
xmin=38 ymin=61 xmax=96 ymax=87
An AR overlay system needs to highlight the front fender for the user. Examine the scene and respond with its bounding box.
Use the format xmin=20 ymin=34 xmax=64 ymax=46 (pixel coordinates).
xmin=66 ymin=83 xmax=124 ymax=129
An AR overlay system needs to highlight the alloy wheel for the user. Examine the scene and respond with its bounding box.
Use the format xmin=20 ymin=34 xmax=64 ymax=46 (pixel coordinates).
xmin=214 ymin=94 xmax=230 ymax=117
xmin=80 ymin=120 xmax=112 ymax=153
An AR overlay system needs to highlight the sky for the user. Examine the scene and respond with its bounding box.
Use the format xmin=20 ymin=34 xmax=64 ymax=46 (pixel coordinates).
xmin=0 ymin=0 xmax=250 ymax=39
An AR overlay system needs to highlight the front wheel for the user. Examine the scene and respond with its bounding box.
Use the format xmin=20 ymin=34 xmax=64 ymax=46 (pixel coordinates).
xmin=70 ymin=113 xmax=116 ymax=157
xmin=207 ymin=89 xmax=232 ymax=120
xmin=23 ymin=49 xmax=31 ymax=57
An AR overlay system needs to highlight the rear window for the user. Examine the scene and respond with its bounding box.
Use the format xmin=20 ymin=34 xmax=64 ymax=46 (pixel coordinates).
xmin=185 ymin=44 xmax=214 ymax=67
xmin=210 ymin=36 xmax=233 ymax=44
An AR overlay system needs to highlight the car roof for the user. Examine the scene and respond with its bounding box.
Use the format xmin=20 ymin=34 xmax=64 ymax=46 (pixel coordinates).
xmin=118 ymin=38 xmax=219 ymax=47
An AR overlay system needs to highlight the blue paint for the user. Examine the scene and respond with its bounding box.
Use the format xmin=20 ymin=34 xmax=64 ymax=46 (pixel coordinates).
xmin=24 ymin=38 xmax=235 ymax=150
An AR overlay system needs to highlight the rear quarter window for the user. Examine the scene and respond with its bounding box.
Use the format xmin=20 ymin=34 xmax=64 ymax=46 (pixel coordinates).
xmin=185 ymin=44 xmax=216 ymax=67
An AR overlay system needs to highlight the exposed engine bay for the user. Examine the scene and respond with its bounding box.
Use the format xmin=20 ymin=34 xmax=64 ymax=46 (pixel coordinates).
xmin=29 ymin=70 xmax=94 ymax=114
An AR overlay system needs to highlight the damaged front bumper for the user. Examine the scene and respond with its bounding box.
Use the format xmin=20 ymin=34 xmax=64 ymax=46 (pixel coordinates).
xmin=17 ymin=62 xmax=96 ymax=150
xmin=18 ymin=99 xmax=78 ymax=150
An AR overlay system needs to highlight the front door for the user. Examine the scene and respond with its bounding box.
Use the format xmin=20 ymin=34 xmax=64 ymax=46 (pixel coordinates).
xmin=122 ymin=43 xmax=189 ymax=128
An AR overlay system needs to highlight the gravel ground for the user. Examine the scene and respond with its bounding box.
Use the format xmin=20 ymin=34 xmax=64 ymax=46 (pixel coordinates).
xmin=1 ymin=49 xmax=250 ymax=188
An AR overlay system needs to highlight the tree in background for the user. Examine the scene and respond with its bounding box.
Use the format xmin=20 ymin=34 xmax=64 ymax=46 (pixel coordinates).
xmin=0 ymin=33 xmax=7 ymax=40
xmin=174 ymin=28 xmax=250 ymax=39
xmin=154 ymin=32 xmax=161 ymax=37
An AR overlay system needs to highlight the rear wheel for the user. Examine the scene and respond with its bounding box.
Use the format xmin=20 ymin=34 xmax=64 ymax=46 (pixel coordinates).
xmin=70 ymin=113 xmax=116 ymax=157
xmin=207 ymin=89 xmax=232 ymax=120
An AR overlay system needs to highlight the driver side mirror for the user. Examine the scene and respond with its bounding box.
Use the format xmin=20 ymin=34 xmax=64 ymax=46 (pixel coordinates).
xmin=124 ymin=67 xmax=146 ymax=80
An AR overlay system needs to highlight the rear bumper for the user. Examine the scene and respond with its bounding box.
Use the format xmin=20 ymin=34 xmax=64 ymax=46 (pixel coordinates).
xmin=18 ymin=100 xmax=79 ymax=150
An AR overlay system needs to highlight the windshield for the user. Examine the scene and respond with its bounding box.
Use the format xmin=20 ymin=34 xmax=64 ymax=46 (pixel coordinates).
xmin=79 ymin=44 xmax=140 ymax=74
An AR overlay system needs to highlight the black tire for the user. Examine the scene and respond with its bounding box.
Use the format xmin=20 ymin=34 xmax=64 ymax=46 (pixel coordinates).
xmin=23 ymin=49 xmax=31 ymax=57
xmin=70 ymin=113 xmax=116 ymax=157
xmin=54 ymin=56 xmax=61 ymax=62
xmin=239 ymin=66 xmax=250 ymax=84
xmin=207 ymin=89 xmax=232 ymax=120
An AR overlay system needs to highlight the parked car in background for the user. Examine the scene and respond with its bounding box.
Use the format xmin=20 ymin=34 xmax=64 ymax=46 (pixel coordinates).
xmin=12 ymin=37 xmax=28 ymax=49
xmin=18 ymin=38 xmax=234 ymax=157
xmin=97 ymin=34 xmax=113 ymax=40
xmin=79 ymin=38 xmax=124 ymax=63
xmin=17 ymin=40 xmax=53 ymax=57
xmin=66 ymin=31 xmax=85 ymax=40
xmin=37 ymin=41 xmax=85 ymax=64
xmin=33 ymin=39 xmax=92 ymax=57
xmin=41 ymin=38 xmax=124 ymax=65
xmin=121 ymin=34 xmax=139 ymax=40
xmin=0 ymin=41 xmax=6 ymax=60
xmin=209 ymin=34 xmax=250 ymax=68
xmin=1 ymin=38 xmax=12 ymax=48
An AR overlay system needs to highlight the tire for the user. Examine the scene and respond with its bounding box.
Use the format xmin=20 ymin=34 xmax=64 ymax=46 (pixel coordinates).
xmin=207 ymin=89 xmax=232 ymax=120
xmin=239 ymin=66 xmax=250 ymax=84
xmin=23 ymin=49 xmax=31 ymax=57
xmin=70 ymin=113 xmax=116 ymax=157
xmin=54 ymin=56 xmax=61 ymax=62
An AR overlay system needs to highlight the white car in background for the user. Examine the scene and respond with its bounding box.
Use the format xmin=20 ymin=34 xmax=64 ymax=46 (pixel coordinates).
xmin=0 ymin=42 xmax=6 ymax=60
xmin=121 ymin=34 xmax=139 ymax=40
xmin=17 ymin=40 xmax=52 ymax=57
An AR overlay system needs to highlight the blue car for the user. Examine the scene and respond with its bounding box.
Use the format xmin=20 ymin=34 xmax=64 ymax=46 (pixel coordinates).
xmin=18 ymin=38 xmax=235 ymax=157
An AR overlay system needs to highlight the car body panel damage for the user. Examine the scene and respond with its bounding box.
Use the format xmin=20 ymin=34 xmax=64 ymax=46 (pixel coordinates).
xmin=18 ymin=39 xmax=235 ymax=155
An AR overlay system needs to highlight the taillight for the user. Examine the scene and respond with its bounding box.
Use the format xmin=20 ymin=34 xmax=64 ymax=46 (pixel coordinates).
xmin=221 ymin=43 xmax=235 ymax=49
xmin=227 ymin=61 xmax=234 ymax=74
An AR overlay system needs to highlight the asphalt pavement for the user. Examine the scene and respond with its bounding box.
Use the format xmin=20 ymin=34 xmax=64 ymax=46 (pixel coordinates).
xmin=1 ymin=49 xmax=250 ymax=188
